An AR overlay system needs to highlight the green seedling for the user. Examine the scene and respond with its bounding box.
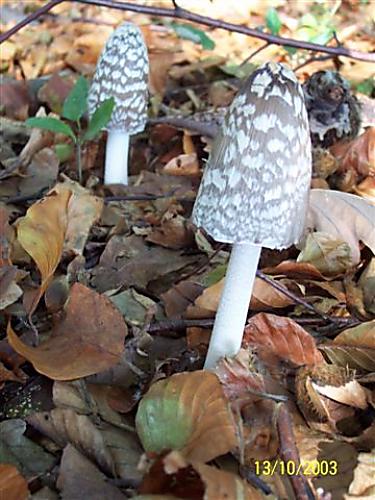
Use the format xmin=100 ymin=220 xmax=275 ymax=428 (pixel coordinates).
xmin=26 ymin=76 xmax=115 ymax=183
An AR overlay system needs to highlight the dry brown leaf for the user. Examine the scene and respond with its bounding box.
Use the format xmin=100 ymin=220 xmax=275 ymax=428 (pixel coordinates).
xmin=331 ymin=128 xmax=375 ymax=177
xmin=146 ymin=211 xmax=195 ymax=250
xmin=136 ymin=371 xmax=237 ymax=463
xmin=57 ymin=444 xmax=126 ymax=500
xmin=0 ymin=464 xmax=29 ymax=500
xmin=162 ymin=153 xmax=201 ymax=176
xmin=297 ymin=232 xmax=352 ymax=275
xmin=307 ymin=189 xmax=375 ymax=264
xmin=355 ymin=176 xmax=375 ymax=202
xmin=55 ymin=182 xmax=104 ymax=256
xmin=334 ymin=321 xmax=375 ymax=348
xmin=320 ymin=344 xmax=375 ymax=372
xmin=161 ymin=280 xmax=204 ymax=318
xmin=7 ymin=283 xmax=127 ymax=380
xmin=139 ymin=450 xmax=262 ymax=499
xmin=0 ymin=80 xmax=31 ymax=120
xmin=346 ymin=451 xmax=375 ymax=498
xmin=243 ymin=313 xmax=325 ymax=368
xmin=262 ymin=260 xmax=326 ymax=280
xmin=28 ymin=408 xmax=114 ymax=474
xmin=16 ymin=188 xmax=71 ymax=315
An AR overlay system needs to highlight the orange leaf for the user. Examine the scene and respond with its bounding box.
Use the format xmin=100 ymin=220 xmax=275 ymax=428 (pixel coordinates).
xmin=331 ymin=127 xmax=375 ymax=177
xmin=243 ymin=313 xmax=324 ymax=368
xmin=16 ymin=188 xmax=71 ymax=315
xmin=0 ymin=465 xmax=29 ymax=500
xmin=7 ymin=283 xmax=127 ymax=380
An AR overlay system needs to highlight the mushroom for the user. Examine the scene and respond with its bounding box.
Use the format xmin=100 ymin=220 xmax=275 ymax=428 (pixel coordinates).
xmin=192 ymin=62 xmax=312 ymax=369
xmin=88 ymin=22 xmax=149 ymax=185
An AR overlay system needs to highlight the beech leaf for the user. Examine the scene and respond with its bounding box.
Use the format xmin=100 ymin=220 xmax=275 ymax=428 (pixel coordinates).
xmin=135 ymin=371 xmax=237 ymax=463
xmin=7 ymin=283 xmax=127 ymax=380
xmin=307 ymin=189 xmax=375 ymax=264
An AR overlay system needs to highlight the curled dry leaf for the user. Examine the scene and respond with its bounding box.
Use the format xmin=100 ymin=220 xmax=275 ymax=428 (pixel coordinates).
xmin=307 ymin=189 xmax=375 ymax=265
xmin=139 ymin=450 xmax=262 ymax=499
xmin=55 ymin=181 xmax=104 ymax=256
xmin=28 ymin=408 xmax=114 ymax=474
xmin=347 ymin=451 xmax=375 ymax=498
xmin=16 ymin=188 xmax=71 ymax=315
xmin=0 ymin=464 xmax=29 ymax=500
xmin=319 ymin=320 xmax=375 ymax=371
xmin=295 ymin=364 xmax=367 ymax=428
xmin=243 ymin=313 xmax=325 ymax=369
xmin=162 ymin=152 xmax=201 ymax=177
xmin=355 ymin=176 xmax=375 ymax=202
xmin=297 ymin=232 xmax=352 ymax=275
xmin=330 ymin=127 xmax=375 ymax=177
xmin=7 ymin=283 xmax=127 ymax=380
xmin=188 ymin=276 xmax=294 ymax=318
xmin=135 ymin=371 xmax=237 ymax=463
xmin=146 ymin=211 xmax=195 ymax=250
xmin=334 ymin=320 xmax=375 ymax=348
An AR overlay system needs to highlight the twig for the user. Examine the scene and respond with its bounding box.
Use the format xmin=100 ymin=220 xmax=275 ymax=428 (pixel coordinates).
xmin=276 ymin=403 xmax=315 ymax=500
xmin=294 ymin=54 xmax=335 ymax=71
xmin=1 ymin=0 xmax=374 ymax=62
xmin=148 ymin=318 xmax=214 ymax=334
xmin=240 ymin=42 xmax=270 ymax=66
xmin=256 ymin=270 xmax=332 ymax=321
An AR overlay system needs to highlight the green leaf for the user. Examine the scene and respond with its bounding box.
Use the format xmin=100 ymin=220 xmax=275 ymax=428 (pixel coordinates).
xmin=171 ymin=23 xmax=215 ymax=50
xmin=26 ymin=117 xmax=76 ymax=141
xmin=265 ymin=8 xmax=282 ymax=35
xmin=310 ymin=28 xmax=334 ymax=45
xmin=284 ymin=45 xmax=297 ymax=55
xmin=83 ymin=97 xmax=115 ymax=141
xmin=62 ymin=75 xmax=88 ymax=122
xmin=54 ymin=143 xmax=73 ymax=162
xmin=220 ymin=62 xmax=256 ymax=79
xmin=355 ymin=77 xmax=374 ymax=96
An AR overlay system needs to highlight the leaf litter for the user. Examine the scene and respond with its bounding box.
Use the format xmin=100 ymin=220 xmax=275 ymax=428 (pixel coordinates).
xmin=0 ymin=1 xmax=374 ymax=499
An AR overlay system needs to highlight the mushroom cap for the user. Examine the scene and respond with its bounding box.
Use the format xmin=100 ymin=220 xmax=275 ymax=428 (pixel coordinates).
xmin=88 ymin=22 xmax=149 ymax=134
xmin=192 ymin=62 xmax=312 ymax=249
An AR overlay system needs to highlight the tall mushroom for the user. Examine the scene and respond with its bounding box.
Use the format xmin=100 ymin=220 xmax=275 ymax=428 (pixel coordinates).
xmin=192 ymin=62 xmax=312 ymax=369
xmin=88 ymin=22 xmax=149 ymax=185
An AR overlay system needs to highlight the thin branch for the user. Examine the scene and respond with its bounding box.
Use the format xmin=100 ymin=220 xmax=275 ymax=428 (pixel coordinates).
xmin=1 ymin=0 xmax=374 ymax=62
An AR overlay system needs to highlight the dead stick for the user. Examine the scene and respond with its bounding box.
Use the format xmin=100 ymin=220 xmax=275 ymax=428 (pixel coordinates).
xmin=1 ymin=0 xmax=374 ymax=63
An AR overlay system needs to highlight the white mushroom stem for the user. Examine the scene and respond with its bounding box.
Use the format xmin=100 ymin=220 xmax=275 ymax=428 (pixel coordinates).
xmin=104 ymin=130 xmax=130 ymax=185
xmin=204 ymin=243 xmax=261 ymax=370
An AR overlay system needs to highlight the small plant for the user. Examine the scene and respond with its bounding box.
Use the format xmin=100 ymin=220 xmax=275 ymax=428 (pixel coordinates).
xmin=26 ymin=76 xmax=115 ymax=183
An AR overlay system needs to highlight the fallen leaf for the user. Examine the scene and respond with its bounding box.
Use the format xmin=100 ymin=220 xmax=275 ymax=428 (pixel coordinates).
xmin=57 ymin=445 xmax=126 ymax=500
xmin=139 ymin=450 xmax=262 ymax=499
xmin=55 ymin=181 xmax=104 ymax=256
xmin=297 ymin=232 xmax=352 ymax=275
xmin=330 ymin=127 xmax=375 ymax=177
xmin=0 ymin=464 xmax=29 ymax=500
xmin=136 ymin=371 xmax=237 ymax=462
xmin=146 ymin=211 xmax=195 ymax=250
xmin=7 ymin=283 xmax=127 ymax=380
xmin=0 ymin=419 xmax=55 ymax=478
xmin=162 ymin=153 xmax=201 ymax=177
xmin=307 ymin=189 xmax=375 ymax=264
xmin=347 ymin=451 xmax=375 ymax=498
xmin=334 ymin=320 xmax=375 ymax=348
xmin=355 ymin=175 xmax=375 ymax=202
xmin=0 ymin=80 xmax=32 ymax=120
xmin=16 ymin=188 xmax=71 ymax=315
xmin=243 ymin=313 xmax=325 ymax=368
xmin=320 ymin=344 xmax=375 ymax=372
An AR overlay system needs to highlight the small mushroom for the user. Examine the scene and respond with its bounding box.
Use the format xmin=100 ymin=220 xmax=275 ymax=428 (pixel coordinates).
xmin=192 ymin=62 xmax=312 ymax=369
xmin=88 ymin=22 xmax=149 ymax=185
